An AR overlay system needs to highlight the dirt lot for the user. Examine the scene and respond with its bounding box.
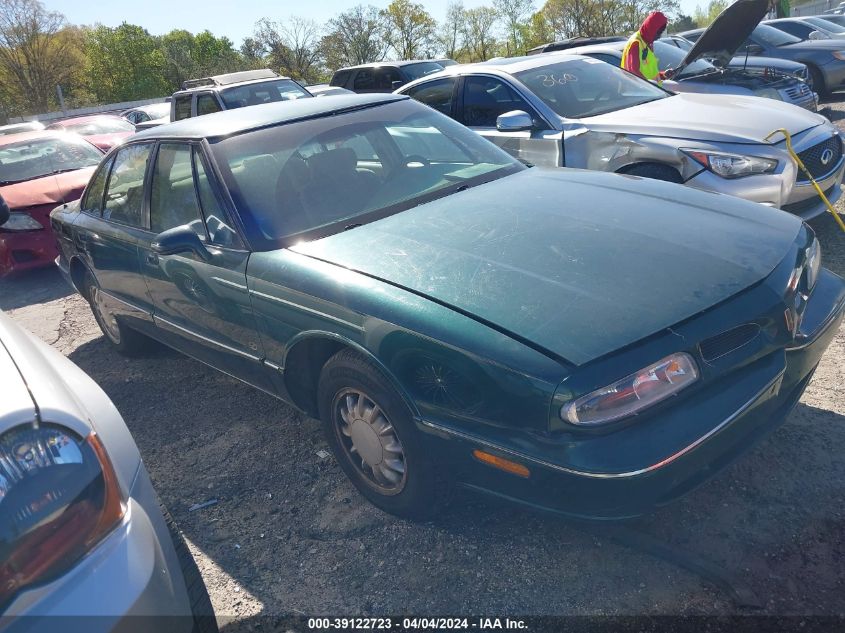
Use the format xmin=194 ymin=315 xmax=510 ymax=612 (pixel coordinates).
xmin=3 ymin=102 xmax=845 ymax=630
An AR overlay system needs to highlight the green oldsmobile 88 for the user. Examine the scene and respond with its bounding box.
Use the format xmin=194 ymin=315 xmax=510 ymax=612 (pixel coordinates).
xmin=51 ymin=94 xmax=845 ymax=519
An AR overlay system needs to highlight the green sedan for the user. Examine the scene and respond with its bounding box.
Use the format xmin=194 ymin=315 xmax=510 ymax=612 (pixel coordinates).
xmin=51 ymin=94 xmax=845 ymax=520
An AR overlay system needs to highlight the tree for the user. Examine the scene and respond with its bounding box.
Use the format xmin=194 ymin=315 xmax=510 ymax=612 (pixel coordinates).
xmin=254 ymin=16 xmax=323 ymax=83
xmin=693 ymin=0 xmax=727 ymax=27
xmin=240 ymin=37 xmax=266 ymax=68
xmin=0 ymin=0 xmax=81 ymax=114
xmin=524 ymin=9 xmax=554 ymax=49
xmin=439 ymin=1 xmax=467 ymax=60
xmin=668 ymin=13 xmax=697 ymax=32
xmin=321 ymin=5 xmax=387 ymax=70
xmin=380 ymin=0 xmax=437 ymax=59
xmin=462 ymin=6 xmax=501 ymax=61
xmin=85 ymin=22 xmax=169 ymax=103
xmin=495 ymin=0 xmax=535 ymax=56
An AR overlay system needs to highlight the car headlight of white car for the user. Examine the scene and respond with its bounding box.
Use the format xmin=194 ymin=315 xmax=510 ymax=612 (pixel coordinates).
xmin=682 ymin=149 xmax=778 ymax=179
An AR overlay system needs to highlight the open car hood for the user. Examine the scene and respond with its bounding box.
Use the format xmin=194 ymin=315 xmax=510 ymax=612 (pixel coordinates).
xmin=678 ymin=0 xmax=770 ymax=73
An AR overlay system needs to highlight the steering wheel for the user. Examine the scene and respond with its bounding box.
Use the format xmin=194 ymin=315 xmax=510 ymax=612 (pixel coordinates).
xmin=404 ymin=154 xmax=430 ymax=168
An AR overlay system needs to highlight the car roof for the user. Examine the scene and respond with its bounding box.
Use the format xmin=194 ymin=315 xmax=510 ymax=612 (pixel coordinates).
xmin=0 ymin=130 xmax=70 ymax=147
xmin=410 ymin=53 xmax=589 ymax=78
xmin=336 ymin=60 xmax=442 ymax=71
xmin=49 ymin=114 xmax=123 ymax=127
xmin=132 ymin=93 xmax=408 ymax=142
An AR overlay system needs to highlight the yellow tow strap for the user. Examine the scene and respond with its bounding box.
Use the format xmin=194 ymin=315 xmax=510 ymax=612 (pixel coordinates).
xmin=765 ymin=127 xmax=845 ymax=233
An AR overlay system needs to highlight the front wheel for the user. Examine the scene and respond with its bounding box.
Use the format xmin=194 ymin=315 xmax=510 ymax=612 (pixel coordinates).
xmin=317 ymin=349 xmax=446 ymax=520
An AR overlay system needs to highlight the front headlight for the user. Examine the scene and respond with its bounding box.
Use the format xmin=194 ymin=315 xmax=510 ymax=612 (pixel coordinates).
xmin=755 ymin=87 xmax=783 ymax=101
xmin=682 ymin=149 xmax=778 ymax=179
xmin=805 ymin=236 xmax=821 ymax=291
xmin=0 ymin=212 xmax=43 ymax=232
xmin=560 ymin=353 xmax=699 ymax=426
xmin=0 ymin=424 xmax=124 ymax=609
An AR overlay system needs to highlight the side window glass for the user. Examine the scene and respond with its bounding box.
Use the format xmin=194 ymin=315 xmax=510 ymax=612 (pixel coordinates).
xmin=354 ymin=70 xmax=374 ymax=92
xmin=150 ymin=143 xmax=205 ymax=237
xmin=80 ymin=156 xmax=114 ymax=216
xmin=103 ymin=144 xmax=153 ymax=227
xmin=375 ymin=67 xmax=402 ymax=90
xmin=197 ymin=94 xmax=222 ymax=116
xmin=330 ymin=70 xmax=351 ymax=87
xmin=462 ymin=76 xmax=533 ymax=128
xmin=407 ymin=78 xmax=456 ymax=116
xmin=174 ymin=95 xmax=192 ymax=121
xmin=193 ymin=149 xmax=241 ymax=248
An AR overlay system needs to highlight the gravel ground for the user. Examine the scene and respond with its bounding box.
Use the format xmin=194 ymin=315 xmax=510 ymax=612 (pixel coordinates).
xmin=3 ymin=99 xmax=845 ymax=630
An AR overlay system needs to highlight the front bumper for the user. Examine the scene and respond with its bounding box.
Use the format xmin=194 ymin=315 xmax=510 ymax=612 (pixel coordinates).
xmin=0 ymin=230 xmax=58 ymax=276
xmin=421 ymin=269 xmax=845 ymax=520
xmin=2 ymin=465 xmax=194 ymax=632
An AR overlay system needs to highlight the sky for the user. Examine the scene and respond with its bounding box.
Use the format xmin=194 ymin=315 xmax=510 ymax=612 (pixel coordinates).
xmin=45 ymin=0 xmax=703 ymax=46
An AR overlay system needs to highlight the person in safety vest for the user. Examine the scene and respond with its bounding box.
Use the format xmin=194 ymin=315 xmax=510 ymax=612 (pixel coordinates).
xmin=621 ymin=11 xmax=674 ymax=84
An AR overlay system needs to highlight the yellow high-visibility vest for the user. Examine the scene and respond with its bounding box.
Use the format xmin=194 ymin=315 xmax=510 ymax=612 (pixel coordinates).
xmin=622 ymin=32 xmax=661 ymax=84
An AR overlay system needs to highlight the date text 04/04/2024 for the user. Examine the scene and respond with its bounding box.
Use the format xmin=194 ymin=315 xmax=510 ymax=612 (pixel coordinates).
xmin=307 ymin=618 xmax=528 ymax=630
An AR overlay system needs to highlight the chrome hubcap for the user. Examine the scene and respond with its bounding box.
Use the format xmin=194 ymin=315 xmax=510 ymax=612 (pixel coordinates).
xmin=90 ymin=286 xmax=120 ymax=343
xmin=336 ymin=389 xmax=406 ymax=493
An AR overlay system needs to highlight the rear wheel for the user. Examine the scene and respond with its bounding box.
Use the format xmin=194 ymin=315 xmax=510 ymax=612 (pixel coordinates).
xmin=317 ymin=349 xmax=446 ymax=520
xmin=84 ymin=270 xmax=147 ymax=355
xmin=620 ymin=163 xmax=683 ymax=183
xmin=160 ymin=502 xmax=218 ymax=633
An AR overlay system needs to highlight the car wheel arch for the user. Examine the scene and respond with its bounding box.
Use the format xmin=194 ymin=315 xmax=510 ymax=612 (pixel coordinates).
xmin=282 ymin=331 xmax=421 ymax=421
xmin=616 ymin=162 xmax=685 ymax=183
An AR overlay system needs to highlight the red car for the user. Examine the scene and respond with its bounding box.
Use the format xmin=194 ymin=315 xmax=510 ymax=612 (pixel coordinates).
xmin=47 ymin=115 xmax=135 ymax=151
xmin=0 ymin=131 xmax=103 ymax=275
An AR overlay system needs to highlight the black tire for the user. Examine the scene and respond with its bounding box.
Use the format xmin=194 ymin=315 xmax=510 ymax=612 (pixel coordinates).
xmin=83 ymin=269 xmax=147 ymax=355
xmin=621 ymin=163 xmax=683 ymax=183
xmin=808 ymin=65 xmax=827 ymax=98
xmin=317 ymin=349 xmax=446 ymax=520
xmin=160 ymin=502 xmax=218 ymax=633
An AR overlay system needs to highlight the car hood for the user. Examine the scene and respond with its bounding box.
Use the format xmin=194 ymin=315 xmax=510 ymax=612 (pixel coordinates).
xmin=583 ymin=92 xmax=823 ymax=143
xmin=84 ymin=132 xmax=132 ymax=151
xmin=679 ymin=0 xmax=770 ymax=71
xmin=727 ymin=55 xmax=806 ymax=72
xmin=291 ymin=168 xmax=800 ymax=366
xmin=0 ymin=166 xmax=96 ymax=209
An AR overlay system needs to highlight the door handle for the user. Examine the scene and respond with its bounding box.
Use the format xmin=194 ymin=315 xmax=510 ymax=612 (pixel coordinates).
xmin=146 ymin=252 xmax=159 ymax=265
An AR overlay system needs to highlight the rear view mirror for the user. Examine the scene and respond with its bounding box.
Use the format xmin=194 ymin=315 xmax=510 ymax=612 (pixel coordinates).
xmin=151 ymin=225 xmax=210 ymax=260
xmin=0 ymin=195 xmax=9 ymax=226
xmin=496 ymin=110 xmax=534 ymax=132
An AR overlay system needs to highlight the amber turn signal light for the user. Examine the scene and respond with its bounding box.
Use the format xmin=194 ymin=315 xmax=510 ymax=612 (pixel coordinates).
xmin=472 ymin=450 xmax=530 ymax=478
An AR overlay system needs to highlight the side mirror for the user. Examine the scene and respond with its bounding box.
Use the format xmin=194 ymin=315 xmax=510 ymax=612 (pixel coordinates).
xmin=151 ymin=225 xmax=209 ymax=260
xmin=808 ymin=30 xmax=827 ymax=40
xmin=496 ymin=110 xmax=534 ymax=132
xmin=391 ymin=80 xmax=404 ymax=91
xmin=0 ymin=194 xmax=9 ymax=226
xmin=745 ymin=44 xmax=764 ymax=54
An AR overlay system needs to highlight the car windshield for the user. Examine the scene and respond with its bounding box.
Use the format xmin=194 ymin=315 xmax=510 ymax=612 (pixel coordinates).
xmin=402 ymin=62 xmax=446 ymax=81
xmin=59 ymin=118 xmax=135 ymax=135
xmin=515 ymin=57 xmax=668 ymax=119
xmin=805 ymin=16 xmax=845 ymax=33
xmin=220 ymin=79 xmax=311 ymax=108
xmin=0 ymin=136 xmax=101 ymax=185
xmin=211 ymin=99 xmax=522 ymax=250
xmin=753 ymin=24 xmax=802 ymax=46
xmin=652 ymin=41 xmax=716 ymax=76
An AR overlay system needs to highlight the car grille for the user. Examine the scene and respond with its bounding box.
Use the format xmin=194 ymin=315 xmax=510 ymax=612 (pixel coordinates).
xmin=699 ymin=323 xmax=761 ymax=362
xmin=784 ymin=82 xmax=812 ymax=101
xmin=795 ymin=135 xmax=843 ymax=182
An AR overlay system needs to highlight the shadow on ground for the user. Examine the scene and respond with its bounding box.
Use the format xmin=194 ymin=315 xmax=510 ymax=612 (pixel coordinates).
xmin=65 ymin=332 xmax=845 ymax=618
xmin=0 ymin=267 xmax=71 ymax=311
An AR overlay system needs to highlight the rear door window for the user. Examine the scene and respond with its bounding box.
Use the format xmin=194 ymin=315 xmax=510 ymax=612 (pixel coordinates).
xmin=103 ymin=143 xmax=154 ymax=227
xmin=196 ymin=93 xmax=222 ymax=116
xmin=353 ymin=70 xmax=375 ymax=92
xmin=331 ymin=70 xmax=352 ymax=87
xmin=406 ymin=78 xmax=456 ymax=116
